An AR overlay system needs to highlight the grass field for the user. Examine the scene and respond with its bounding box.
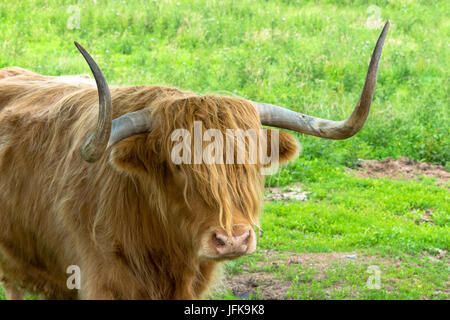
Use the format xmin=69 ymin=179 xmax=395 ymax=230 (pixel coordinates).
xmin=0 ymin=0 xmax=448 ymax=300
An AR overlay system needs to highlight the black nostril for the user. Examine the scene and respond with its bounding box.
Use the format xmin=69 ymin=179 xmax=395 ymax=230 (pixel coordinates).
xmin=212 ymin=233 xmax=227 ymax=248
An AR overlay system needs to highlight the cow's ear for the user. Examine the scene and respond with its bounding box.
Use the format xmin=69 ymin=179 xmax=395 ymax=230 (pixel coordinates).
xmin=264 ymin=129 xmax=300 ymax=166
xmin=278 ymin=130 xmax=300 ymax=165
xmin=109 ymin=134 xmax=153 ymax=175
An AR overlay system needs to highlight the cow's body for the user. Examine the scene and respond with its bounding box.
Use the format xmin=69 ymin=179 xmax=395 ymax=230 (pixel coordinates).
xmin=0 ymin=67 xmax=281 ymax=299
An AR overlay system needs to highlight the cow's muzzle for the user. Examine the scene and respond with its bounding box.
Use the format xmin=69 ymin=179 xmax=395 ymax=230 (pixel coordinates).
xmin=199 ymin=225 xmax=256 ymax=260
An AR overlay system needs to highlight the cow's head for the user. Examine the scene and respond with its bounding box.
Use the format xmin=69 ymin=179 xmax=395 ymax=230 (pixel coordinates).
xmin=74 ymin=22 xmax=388 ymax=260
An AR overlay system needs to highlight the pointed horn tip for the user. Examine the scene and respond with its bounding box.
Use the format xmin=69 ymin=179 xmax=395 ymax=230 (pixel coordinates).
xmin=73 ymin=42 xmax=92 ymax=62
xmin=382 ymin=21 xmax=390 ymax=35
xmin=378 ymin=21 xmax=390 ymax=41
xmin=73 ymin=41 xmax=83 ymax=52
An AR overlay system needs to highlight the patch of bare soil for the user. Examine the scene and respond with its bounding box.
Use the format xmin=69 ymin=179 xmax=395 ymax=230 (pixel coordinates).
xmin=349 ymin=157 xmax=449 ymax=186
xmin=414 ymin=209 xmax=436 ymax=225
xmin=265 ymin=183 xmax=309 ymax=202
xmin=219 ymin=250 xmax=383 ymax=300
xmin=224 ymin=272 xmax=290 ymax=300
xmin=422 ymin=248 xmax=448 ymax=263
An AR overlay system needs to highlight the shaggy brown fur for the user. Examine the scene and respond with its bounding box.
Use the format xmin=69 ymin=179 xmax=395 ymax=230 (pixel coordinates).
xmin=0 ymin=67 xmax=299 ymax=299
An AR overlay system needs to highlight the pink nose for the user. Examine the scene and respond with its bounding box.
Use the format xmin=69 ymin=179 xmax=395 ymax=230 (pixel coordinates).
xmin=212 ymin=226 xmax=251 ymax=257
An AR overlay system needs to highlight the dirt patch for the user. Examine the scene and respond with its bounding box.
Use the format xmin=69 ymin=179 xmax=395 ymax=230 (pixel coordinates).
xmin=265 ymin=183 xmax=309 ymax=202
xmin=219 ymin=250 xmax=383 ymax=299
xmin=422 ymin=248 xmax=448 ymax=263
xmin=224 ymin=272 xmax=290 ymax=300
xmin=416 ymin=209 xmax=436 ymax=225
xmin=349 ymin=157 xmax=449 ymax=186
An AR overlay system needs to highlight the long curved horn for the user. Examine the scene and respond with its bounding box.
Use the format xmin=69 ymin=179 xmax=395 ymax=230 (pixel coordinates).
xmin=75 ymin=42 xmax=113 ymax=162
xmin=253 ymin=21 xmax=389 ymax=139
xmin=76 ymin=43 xmax=154 ymax=162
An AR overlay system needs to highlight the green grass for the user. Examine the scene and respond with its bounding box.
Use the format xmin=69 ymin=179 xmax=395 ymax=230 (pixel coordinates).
xmin=0 ymin=0 xmax=448 ymax=300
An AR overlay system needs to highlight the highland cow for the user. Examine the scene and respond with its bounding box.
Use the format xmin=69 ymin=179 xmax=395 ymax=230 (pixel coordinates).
xmin=0 ymin=22 xmax=388 ymax=299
